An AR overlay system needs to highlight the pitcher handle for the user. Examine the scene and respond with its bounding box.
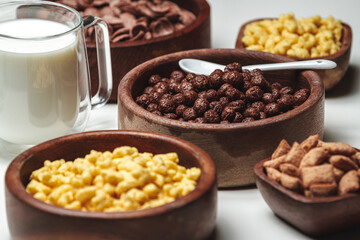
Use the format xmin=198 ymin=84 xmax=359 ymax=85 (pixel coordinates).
xmin=83 ymin=15 xmax=112 ymax=109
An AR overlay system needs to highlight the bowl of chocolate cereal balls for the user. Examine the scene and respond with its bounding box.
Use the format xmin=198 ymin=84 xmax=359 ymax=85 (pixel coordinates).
xmin=5 ymin=130 xmax=216 ymax=240
xmin=118 ymin=48 xmax=325 ymax=187
xmin=236 ymin=13 xmax=352 ymax=90
xmin=53 ymin=0 xmax=211 ymax=101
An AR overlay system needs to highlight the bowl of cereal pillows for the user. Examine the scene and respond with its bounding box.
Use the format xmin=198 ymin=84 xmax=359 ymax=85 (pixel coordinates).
xmin=236 ymin=13 xmax=352 ymax=90
xmin=5 ymin=130 xmax=217 ymax=240
xmin=118 ymin=48 xmax=325 ymax=188
xmin=254 ymin=135 xmax=360 ymax=236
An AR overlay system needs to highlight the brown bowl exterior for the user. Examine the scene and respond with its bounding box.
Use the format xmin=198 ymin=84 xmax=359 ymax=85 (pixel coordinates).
xmin=5 ymin=130 xmax=217 ymax=240
xmin=254 ymin=159 xmax=360 ymax=236
xmin=235 ymin=18 xmax=352 ymax=91
xmin=87 ymin=0 xmax=211 ymax=102
xmin=117 ymin=48 xmax=325 ymax=187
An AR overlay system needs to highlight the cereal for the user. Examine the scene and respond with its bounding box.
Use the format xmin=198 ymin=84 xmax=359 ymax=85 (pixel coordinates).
xmin=55 ymin=0 xmax=196 ymax=43
xmin=338 ymin=170 xmax=359 ymax=195
xmin=26 ymin=146 xmax=201 ymax=212
xmin=264 ymin=135 xmax=360 ymax=197
xmin=136 ymin=63 xmax=310 ymax=123
xmin=242 ymin=13 xmax=343 ymax=58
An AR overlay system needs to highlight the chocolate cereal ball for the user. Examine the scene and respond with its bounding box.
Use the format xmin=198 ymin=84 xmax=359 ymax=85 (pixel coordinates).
xmin=228 ymin=100 xmax=245 ymax=112
xmin=136 ymin=94 xmax=150 ymax=108
xmin=222 ymin=71 xmax=243 ymax=88
xmin=154 ymin=81 xmax=169 ymax=95
xmin=242 ymin=70 xmax=252 ymax=82
xmin=277 ymin=94 xmax=294 ymax=111
xmin=225 ymin=87 xmax=241 ymax=101
xmin=224 ymin=62 xmax=242 ymax=72
xmin=209 ymin=101 xmax=223 ymax=115
xmin=219 ymin=97 xmax=229 ymax=107
xmin=205 ymin=89 xmax=218 ymax=102
xmin=178 ymin=80 xmax=194 ymax=92
xmin=250 ymin=74 xmax=270 ymax=90
xmin=246 ymin=86 xmax=263 ymax=102
xmin=262 ymin=93 xmax=275 ymax=104
xmin=244 ymin=107 xmax=260 ymax=120
xmin=221 ymin=106 xmax=236 ymax=122
xmin=193 ymin=98 xmax=209 ymax=115
xmin=170 ymin=70 xmax=185 ymax=82
xmin=192 ymin=75 xmax=209 ymax=91
xmin=293 ymin=89 xmax=310 ymax=106
xmin=233 ymin=112 xmax=244 ymax=123
xmin=158 ymin=96 xmax=176 ymax=113
xmin=176 ymin=105 xmax=187 ymax=117
xmin=183 ymin=90 xmax=198 ymax=106
xmin=217 ymin=83 xmax=232 ymax=97
xmin=280 ymin=86 xmax=294 ymax=95
xmin=146 ymin=103 xmax=158 ymax=112
xmin=183 ymin=108 xmax=197 ymax=121
xmin=148 ymin=91 xmax=162 ymax=103
xmin=173 ymin=93 xmax=186 ymax=106
xmin=204 ymin=109 xmax=220 ymax=123
xmin=209 ymin=70 xmax=224 ymax=89
xmin=168 ymin=80 xmax=180 ymax=93
xmin=185 ymin=73 xmax=196 ymax=82
xmin=148 ymin=74 xmax=161 ymax=85
xmin=264 ymin=103 xmax=281 ymax=117
xmin=251 ymin=101 xmax=265 ymax=112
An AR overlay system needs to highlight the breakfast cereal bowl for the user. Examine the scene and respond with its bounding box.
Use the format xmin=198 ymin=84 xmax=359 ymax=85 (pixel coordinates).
xmin=118 ymin=48 xmax=325 ymax=187
xmin=236 ymin=17 xmax=352 ymax=91
xmin=55 ymin=0 xmax=211 ymax=102
xmin=254 ymin=158 xmax=360 ymax=236
xmin=5 ymin=130 xmax=217 ymax=240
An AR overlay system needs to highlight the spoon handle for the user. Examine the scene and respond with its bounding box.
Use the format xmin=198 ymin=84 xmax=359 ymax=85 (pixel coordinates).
xmin=243 ymin=59 xmax=337 ymax=71
xmin=178 ymin=58 xmax=337 ymax=75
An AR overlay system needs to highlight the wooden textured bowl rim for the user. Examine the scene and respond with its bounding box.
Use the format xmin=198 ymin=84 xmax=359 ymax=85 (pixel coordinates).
xmin=5 ymin=130 xmax=216 ymax=219
xmin=86 ymin=0 xmax=210 ymax=48
xmin=118 ymin=48 xmax=323 ymax=132
xmin=254 ymin=158 xmax=359 ymax=204
xmin=235 ymin=18 xmax=352 ymax=61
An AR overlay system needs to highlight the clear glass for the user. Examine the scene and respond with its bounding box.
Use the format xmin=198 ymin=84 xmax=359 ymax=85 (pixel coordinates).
xmin=0 ymin=1 xmax=112 ymax=153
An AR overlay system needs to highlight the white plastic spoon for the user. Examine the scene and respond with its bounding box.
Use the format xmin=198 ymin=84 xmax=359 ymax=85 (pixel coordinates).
xmin=178 ymin=58 xmax=337 ymax=75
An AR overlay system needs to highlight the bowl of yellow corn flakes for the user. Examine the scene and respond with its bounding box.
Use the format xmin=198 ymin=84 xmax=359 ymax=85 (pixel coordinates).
xmin=236 ymin=13 xmax=352 ymax=90
xmin=5 ymin=130 xmax=217 ymax=240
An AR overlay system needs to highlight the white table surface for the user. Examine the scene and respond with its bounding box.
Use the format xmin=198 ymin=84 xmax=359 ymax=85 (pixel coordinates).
xmin=1 ymin=0 xmax=360 ymax=239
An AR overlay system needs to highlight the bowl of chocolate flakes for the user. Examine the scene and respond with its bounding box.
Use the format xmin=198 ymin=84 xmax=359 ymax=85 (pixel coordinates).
xmin=118 ymin=48 xmax=325 ymax=187
xmin=54 ymin=0 xmax=211 ymax=101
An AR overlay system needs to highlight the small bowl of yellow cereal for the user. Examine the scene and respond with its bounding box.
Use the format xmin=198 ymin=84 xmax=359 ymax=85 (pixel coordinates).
xmin=236 ymin=13 xmax=352 ymax=90
xmin=5 ymin=130 xmax=216 ymax=240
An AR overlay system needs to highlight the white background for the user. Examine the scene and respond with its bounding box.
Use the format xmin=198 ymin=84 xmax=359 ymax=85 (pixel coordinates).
xmin=1 ymin=0 xmax=360 ymax=239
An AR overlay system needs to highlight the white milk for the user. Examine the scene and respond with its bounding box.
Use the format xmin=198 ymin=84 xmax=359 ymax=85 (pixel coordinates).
xmin=0 ymin=19 xmax=79 ymax=145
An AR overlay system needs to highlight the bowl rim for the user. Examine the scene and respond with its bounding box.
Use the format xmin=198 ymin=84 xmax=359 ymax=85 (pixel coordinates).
xmin=5 ymin=130 xmax=216 ymax=219
xmin=254 ymin=158 xmax=359 ymax=204
xmin=86 ymin=0 xmax=210 ymax=48
xmin=118 ymin=48 xmax=324 ymax=132
xmin=235 ymin=17 xmax=352 ymax=61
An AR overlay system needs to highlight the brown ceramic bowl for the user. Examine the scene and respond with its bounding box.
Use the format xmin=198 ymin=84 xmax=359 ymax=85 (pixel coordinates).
xmin=85 ymin=0 xmax=211 ymax=102
xmin=236 ymin=18 xmax=352 ymax=91
xmin=118 ymin=48 xmax=325 ymax=187
xmin=5 ymin=130 xmax=217 ymax=240
xmin=254 ymin=158 xmax=360 ymax=236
